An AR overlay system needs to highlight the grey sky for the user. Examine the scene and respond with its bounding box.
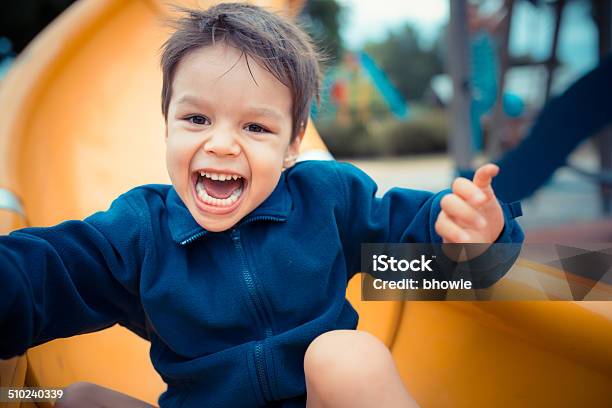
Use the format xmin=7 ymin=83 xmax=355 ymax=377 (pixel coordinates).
xmin=337 ymin=0 xmax=448 ymax=49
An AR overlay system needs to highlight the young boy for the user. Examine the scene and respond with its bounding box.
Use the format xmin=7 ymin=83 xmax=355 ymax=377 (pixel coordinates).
xmin=0 ymin=3 xmax=523 ymax=407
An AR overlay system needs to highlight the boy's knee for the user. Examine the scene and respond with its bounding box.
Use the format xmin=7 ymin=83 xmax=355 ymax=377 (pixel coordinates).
xmin=304 ymin=330 xmax=394 ymax=386
xmin=55 ymin=382 xmax=101 ymax=408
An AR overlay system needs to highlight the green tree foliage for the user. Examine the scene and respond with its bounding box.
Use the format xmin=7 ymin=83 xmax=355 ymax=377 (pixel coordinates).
xmin=364 ymin=24 xmax=444 ymax=101
xmin=300 ymin=0 xmax=344 ymax=65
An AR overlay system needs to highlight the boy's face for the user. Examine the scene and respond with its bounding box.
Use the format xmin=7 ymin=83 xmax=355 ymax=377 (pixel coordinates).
xmin=165 ymin=43 xmax=302 ymax=232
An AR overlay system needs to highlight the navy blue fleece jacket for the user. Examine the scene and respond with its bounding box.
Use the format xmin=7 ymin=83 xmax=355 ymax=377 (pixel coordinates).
xmin=0 ymin=160 xmax=524 ymax=407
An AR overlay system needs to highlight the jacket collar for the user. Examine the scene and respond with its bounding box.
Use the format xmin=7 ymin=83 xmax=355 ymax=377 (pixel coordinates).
xmin=166 ymin=172 xmax=292 ymax=244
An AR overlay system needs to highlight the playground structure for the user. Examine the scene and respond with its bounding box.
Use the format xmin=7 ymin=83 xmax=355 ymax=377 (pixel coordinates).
xmin=321 ymin=51 xmax=409 ymax=124
xmin=0 ymin=0 xmax=611 ymax=407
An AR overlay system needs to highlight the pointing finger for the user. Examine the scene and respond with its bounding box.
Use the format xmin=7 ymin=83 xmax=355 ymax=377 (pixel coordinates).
xmin=473 ymin=164 xmax=499 ymax=190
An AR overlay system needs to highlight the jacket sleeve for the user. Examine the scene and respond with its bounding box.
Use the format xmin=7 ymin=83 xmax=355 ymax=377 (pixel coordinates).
xmin=332 ymin=161 xmax=524 ymax=281
xmin=0 ymin=193 xmax=148 ymax=359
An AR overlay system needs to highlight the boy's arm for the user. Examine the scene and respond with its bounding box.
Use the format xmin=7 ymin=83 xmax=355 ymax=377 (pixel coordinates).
xmin=332 ymin=162 xmax=524 ymax=280
xmin=0 ymin=194 xmax=147 ymax=359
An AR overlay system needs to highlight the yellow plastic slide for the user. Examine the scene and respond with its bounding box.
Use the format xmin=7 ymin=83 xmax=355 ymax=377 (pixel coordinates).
xmin=0 ymin=0 xmax=610 ymax=407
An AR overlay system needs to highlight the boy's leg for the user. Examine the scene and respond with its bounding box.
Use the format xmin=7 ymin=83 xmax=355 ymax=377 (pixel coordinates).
xmin=55 ymin=381 xmax=157 ymax=408
xmin=304 ymin=330 xmax=419 ymax=408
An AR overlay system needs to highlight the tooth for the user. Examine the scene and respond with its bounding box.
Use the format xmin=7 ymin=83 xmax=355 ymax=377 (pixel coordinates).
xmin=200 ymin=171 xmax=205 ymax=177
xmin=219 ymin=174 xmax=226 ymax=181
xmin=212 ymin=174 xmax=220 ymax=181
xmin=200 ymin=190 xmax=210 ymax=202
xmin=232 ymin=175 xmax=238 ymax=180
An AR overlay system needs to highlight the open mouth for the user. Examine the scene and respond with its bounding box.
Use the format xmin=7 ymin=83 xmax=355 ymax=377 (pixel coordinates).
xmin=192 ymin=170 xmax=247 ymax=212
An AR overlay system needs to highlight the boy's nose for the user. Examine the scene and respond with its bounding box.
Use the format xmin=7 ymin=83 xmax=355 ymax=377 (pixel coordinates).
xmin=202 ymin=132 xmax=241 ymax=157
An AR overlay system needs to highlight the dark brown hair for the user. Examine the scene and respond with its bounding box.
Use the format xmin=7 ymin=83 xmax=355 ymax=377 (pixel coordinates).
xmin=160 ymin=2 xmax=322 ymax=140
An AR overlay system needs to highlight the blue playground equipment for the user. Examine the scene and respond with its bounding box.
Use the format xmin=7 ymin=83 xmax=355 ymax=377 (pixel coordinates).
xmin=358 ymin=51 xmax=409 ymax=120
xmin=317 ymin=51 xmax=409 ymax=122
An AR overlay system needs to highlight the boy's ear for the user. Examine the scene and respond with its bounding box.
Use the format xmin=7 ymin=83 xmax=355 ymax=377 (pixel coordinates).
xmin=283 ymin=126 xmax=305 ymax=169
xmin=291 ymin=126 xmax=306 ymax=151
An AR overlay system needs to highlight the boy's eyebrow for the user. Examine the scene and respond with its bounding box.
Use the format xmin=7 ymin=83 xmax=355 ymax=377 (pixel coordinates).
xmin=176 ymin=94 xmax=208 ymax=106
xmin=245 ymin=107 xmax=284 ymax=122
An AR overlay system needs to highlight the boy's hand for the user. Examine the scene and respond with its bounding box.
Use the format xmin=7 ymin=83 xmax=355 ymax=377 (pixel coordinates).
xmin=435 ymin=164 xmax=504 ymax=244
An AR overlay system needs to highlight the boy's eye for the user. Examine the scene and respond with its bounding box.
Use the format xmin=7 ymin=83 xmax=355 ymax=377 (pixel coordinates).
xmin=187 ymin=115 xmax=210 ymax=125
xmin=245 ymin=124 xmax=269 ymax=133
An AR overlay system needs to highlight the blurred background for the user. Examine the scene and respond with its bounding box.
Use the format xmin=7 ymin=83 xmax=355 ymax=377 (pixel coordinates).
xmin=1 ymin=0 xmax=611 ymax=240
xmin=300 ymin=0 xmax=612 ymax=240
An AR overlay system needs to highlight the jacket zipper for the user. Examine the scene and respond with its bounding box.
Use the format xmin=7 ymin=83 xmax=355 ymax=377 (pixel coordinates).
xmin=231 ymin=228 xmax=275 ymax=402
xmin=179 ymin=215 xmax=285 ymax=246
xmin=178 ymin=215 xmax=286 ymax=401
xmin=179 ymin=230 xmax=207 ymax=245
